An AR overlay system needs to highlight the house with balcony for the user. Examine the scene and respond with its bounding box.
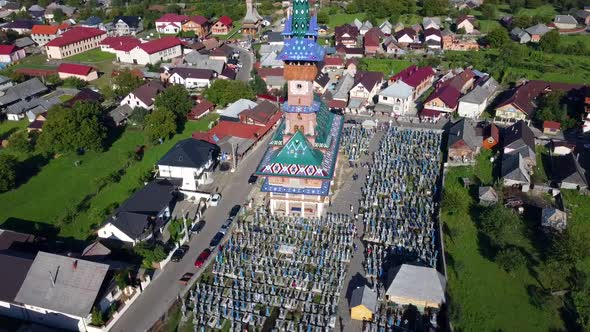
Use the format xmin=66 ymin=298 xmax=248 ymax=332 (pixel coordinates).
xmin=182 ymin=15 xmax=209 ymax=38
xmin=347 ymin=71 xmax=384 ymax=113
xmin=111 ymin=16 xmax=143 ymax=36
xmin=374 ymin=80 xmax=414 ymax=116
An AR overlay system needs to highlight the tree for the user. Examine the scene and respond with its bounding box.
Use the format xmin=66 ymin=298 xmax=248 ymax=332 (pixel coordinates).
xmin=249 ymin=71 xmax=268 ymax=95
xmin=509 ymin=0 xmax=526 ymax=12
xmin=480 ymin=4 xmax=496 ymax=19
xmin=128 ymin=107 xmax=149 ymax=128
xmin=37 ymin=103 xmax=107 ymax=153
xmin=8 ymin=130 xmax=33 ymax=153
xmin=486 ymin=27 xmax=510 ymax=48
xmin=422 ymin=0 xmax=447 ymax=16
xmin=154 ymin=85 xmax=192 ymax=119
xmin=144 ymin=109 xmax=177 ymax=142
xmin=52 ymin=8 xmax=65 ymax=23
xmin=0 ymin=154 xmax=17 ymax=192
xmin=113 ymin=69 xmax=143 ymax=98
xmin=442 ymin=187 xmax=469 ymax=216
xmin=91 ymin=307 xmax=104 ymax=326
xmin=317 ymin=10 xmax=329 ymax=24
xmin=573 ymin=287 xmax=590 ymax=330
xmin=539 ymin=29 xmax=560 ymax=53
xmin=134 ymin=243 xmax=168 ymax=268
xmin=203 ymin=80 xmax=255 ymax=107
xmin=534 ymin=90 xmax=576 ymax=129
xmin=63 ymin=77 xmax=87 ymax=89
xmin=45 ymin=74 xmax=61 ymax=86
xmin=495 ymin=247 xmax=527 ymax=272
xmin=479 ymin=205 xmax=521 ymax=248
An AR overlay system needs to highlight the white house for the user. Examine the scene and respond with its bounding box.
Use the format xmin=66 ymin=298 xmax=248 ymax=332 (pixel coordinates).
xmin=157 ymin=138 xmax=220 ymax=192
xmin=554 ymin=15 xmax=578 ymax=30
xmin=167 ymin=67 xmax=217 ymax=89
xmin=374 ymin=80 xmax=414 ymax=116
xmin=121 ymin=81 xmax=165 ymax=110
xmin=155 ymin=13 xmax=188 ymax=34
xmin=98 ymin=179 xmax=178 ymax=245
xmin=0 ymin=45 xmax=25 ymax=64
xmin=457 ymin=77 xmax=499 ymax=118
xmin=116 ymin=36 xmax=183 ymax=65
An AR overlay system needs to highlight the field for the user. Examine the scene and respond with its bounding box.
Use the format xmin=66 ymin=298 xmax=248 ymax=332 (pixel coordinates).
xmin=358 ymin=58 xmax=412 ymax=76
xmin=443 ymin=153 xmax=565 ymax=331
xmin=67 ymin=49 xmax=116 ymax=63
xmin=328 ymin=13 xmax=365 ymax=28
xmin=0 ymin=114 xmax=219 ymax=241
xmin=516 ymin=4 xmax=557 ymax=18
xmin=561 ymin=34 xmax=590 ymax=48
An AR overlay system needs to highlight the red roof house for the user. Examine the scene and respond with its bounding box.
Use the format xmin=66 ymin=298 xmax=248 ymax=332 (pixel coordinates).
xmin=424 ymin=85 xmax=462 ymax=114
xmin=99 ymin=36 xmax=142 ymax=52
xmin=187 ymin=99 xmax=215 ymax=121
xmin=211 ymin=16 xmax=234 ymax=35
xmin=57 ymin=63 xmax=98 ymax=82
xmin=0 ymin=45 xmax=26 ymax=64
xmin=155 ymin=13 xmax=189 ymax=34
xmin=543 ymin=121 xmax=561 ymax=134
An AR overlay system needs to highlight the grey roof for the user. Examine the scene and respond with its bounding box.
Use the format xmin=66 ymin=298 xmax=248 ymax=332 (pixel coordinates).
xmin=14 ymin=252 xmax=109 ymax=317
xmin=169 ymin=67 xmax=216 ymax=80
xmin=386 ymin=264 xmax=446 ymax=307
xmin=81 ymin=241 xmax=111 ymax=258
xmin=28 ymin=4 xmax=45 ymax=11
xmin=242 ymin=0 xmax=262 ymax=23
xmin=525 ymin=24 xmax=550 ymax=36
xmin=459 ymin=77 xmax=499 ymax=104
xmin=576 ymin=10 xmax=590 ymax=19
xmin=0 ymin=253 xmax=32 ymax=302
xmin=542 ymin=208 xmax=567 ymax=230
xmin=266 ymin=31 xmax=283 ymax=43
xmin=108 ymin=104 xmax=134 ymax=124
xmin=7 ymin=90 xmax=62 ymax=116
xmin=502 ymin=153 xmax=530 ymax=183
xmin=553 ymin=153 xmax=588 ymax=188
xmin=265 ymin=75 xmax=285 ymax=87
xmin=259 ymin=44 xmax=283 ymax=56
xmin=0 ymin=78 xmax=47 ymax=106
xmin=184 ymin=52 xmax=225 ymax=74
xmin=478 ymin=186 xmax=498 ymax=202
xmin=128 ymin=81 xmax=165 ymax=107
xmin=332 ymin=73 xmax=355 ymax=100
xmin=423 ymin=17 xmax=441 ymax=28
xmin=113 ymin=15 xmax=141 ymax=28
xmin=25 ymin=105 xmax=48 ymax=121
xmin=360 ymin=20 xmax=373 ymax=31
xmin=217 ymin=136 xmax=256 ymax=156
xmin=379 ymin=80 xmax=413 ymax=99
xmin=353 ymin=18 xmax=362 ymax=29
xmin=448 ymin=118 xmax=481 ymax=151
xmin=0 ymin=74 xmax=10 ymax=85
xmin=554 ymin=15 xmax=578 ymax=25
xmin=504 ymin=120 xmax=535 ymax=152
xmin=219 ymin=98 xmax=257 ymax=117
xmin=14 ymin=36 xmax=34 ymax=48
xmin=350 ymin=285 xmax=377 ymax=312
xmin=260 ymin=51 xmax=283 ymax=67
xmin=158 ymin=138 xmax=219 ymax=169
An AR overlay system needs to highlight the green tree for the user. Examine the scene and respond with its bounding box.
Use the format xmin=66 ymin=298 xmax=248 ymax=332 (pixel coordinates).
xmin=0 ymin=154 xmax=17 ymax=192
xmin=573 ymin=288 xmax=590 ymax=330
xmin=91 ymin=307 xmax=104 ymax=326
xmin=442 ymin=187 xmax=469 ymax=216
xmin=37 ymin=103 xmax=107 ymax=153
xmin=539 ymin=29 xmax=560 ymax=53
xmin=486 ymin=27 xmax=510 ymax=48
xmin=52 ymin=8 xmax=65 ymax=23
xmin=144 ymin=109 xmax=177 ymax=142
xmin=249 ymin=71 xmax=268 ymax=95
xmin=128 ymin=107 xmax=149 ymax=128
xmin=45 ymin=73 xmax=61 ymax=86
xmin=317 ymin=10 xmax=329 ymax=24
xmin=479 ymin=205 xmax=521 ymax=248
xmin=480 ymin=4 xmax=496 ymax=19
xmin=8 ymin=130 xmax=33 ymax=153
xmin=509 ymin=0 xmax=526 ymax=12
xmin=422 ymin=0 xmax=448 ymax=16
xmin=495 ymin=247 xmax=527 ymax=272
xmin=203 ymin=79 xmax=255 ymax=107
xmin=63 ymin=77 xmax=87 ymax=89
xmin=154 ymin=85 xmax=192 ymax=119
xmin=134 ymin=243 xmax=168 ymax=268
xmin=113 ymin=69 xmax=143 ymax=98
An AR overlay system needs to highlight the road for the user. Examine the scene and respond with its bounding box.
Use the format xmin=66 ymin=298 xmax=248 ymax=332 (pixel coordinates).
xmin=233 ymin=45 xmax=254 ymax=82
xmin=109 ymin=138 xmax=268 ymax=332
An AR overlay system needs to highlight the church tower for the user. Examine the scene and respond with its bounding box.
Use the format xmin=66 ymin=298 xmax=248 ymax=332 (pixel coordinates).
xmin=241 ymin=0 xmax=262 ymax=36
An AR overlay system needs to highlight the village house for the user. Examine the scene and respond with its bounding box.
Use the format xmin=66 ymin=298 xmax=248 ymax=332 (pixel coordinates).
xmin=121 ymin=81 xmax=165 ymax=110
xmin=510 ymin=27 xmax=532 ymax=44
xmin=157 ymin=138 xmax=219 ymax=193
xmin=552 ymin=141 xmax=575 ymax=155
xmin=382 ymin=36 xmax=405 ymax=56
xmin=503 ymin=120 xmax=536 ymax=173
xmin=257 ymin=67 xmax=285 ymax=91
xmin=111 ymin=16 xmax=143 ymax=36
xmin=321 ymin=56 xmax=345 ymax=72
xmin=239 ymin=100 xmax=279 ymax=126
xmin=350 ymin=286 xmax=377 ymax=321
xmin=553 ymin=15 xmax=578 ymax=29
xmin=44 ymin=3 xmax=76 ymax=22
xmin=424 ymin=28 xmax=442 ymax=49
xmin=423 ymin=17 xmax=442 ymax=30
xmin=313 ymin=72 xmax=330 ymax=94
xmin=108 ymin=104 xmax=134 ymax=126
xmin=442 ymin=30 xmax=479 ymax=50
xmin=456 ymin=15 xmax=477 ymax=34
xmin=328 ymin=73 xmax=355 ymax=110
xmin=44 ymin=27 xmax=106 ymax=60
xmin=335 ymin=24 xmax=360 ymax=48
xmin=155 ymin=13 xmax=188 ymax=34
xmin=347 ymin=71 xmax=384 ymax=113
xmin=166 ymin=67 xmax=217 ymax=89
xmin=99 ymin=36 xmax=142 ymax=53
xmin=423 ymin=85 xmax=461 ymax=116
xmin=478 ymin=186 xmax=499 ymax=206
xmin=0 ymin=78 xmax=48 ymax=121
xmin=219 ymin=98 xmax=258 ymax=121
xmin=1 ymin=19 xmax=35 ymax=35
xmin=116 ymin=37 xmax=183 ymax=65
xmin=385 ymin=264 xmax=446 ymax=312
xmin=336 ymin=45 xmax=364 ymax=59
xmin=31 ymin=24 xmax=67 ymax=46
xmin=457 ymin=76 xmax=499 ymax=118
xmin=447 ymin=118 xmax=481 ymax=163
xmin=57 ymin=63 xmax=98 ymax=81
xmin=389 ymin=65 xmax=435 ymax=100
xmin=0 ymin=45 xmax=25 ymax=65
xmin=184 ymin=52 xmax=225 ymax=74
xmin=379 ymin=20 xmax=393 ymax=35
xmin=395 ymin=28 xmax=418 ymax=46
xmin=80 ymin=16 xmax=103 ymax=29
xmin=182 ymin=15 xmax=209 ymax=38
xmin=543 ymin=120 xmax=561 ymax=135
xmin=374 ymin=80 xmax=414 ymax=116
xmin=211 ymin=16 xmax=233 ymax=35
xmin=525 ymin=24 xmax=550 ymax=42
xmin=364 ymin=27 xmax=383 ymax=55
xmin=187 ymin=99 xmax=215 ymax=121
xmin=502 ymin=153 xmax=531 ymax=189
xmin=552 ymin=153 xmax=588 ymax=190
xmin=98 ymin=179 xmax=180 ymax=245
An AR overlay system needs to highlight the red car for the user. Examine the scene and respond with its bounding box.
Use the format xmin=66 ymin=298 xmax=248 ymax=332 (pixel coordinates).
xmin=195 ymin=248 xmax=212 ymax=268
xmin=178 ymin=272 xmax=194 ymax=285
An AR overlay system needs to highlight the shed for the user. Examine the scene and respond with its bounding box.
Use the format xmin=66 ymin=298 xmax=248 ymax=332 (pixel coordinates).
xmin=542 ymin=208 xmax=567 ymax=232
xmin=478 ymin=186 xmax=498 ymax=206
xmin=350 ymin=285 xmax=377 ymax=321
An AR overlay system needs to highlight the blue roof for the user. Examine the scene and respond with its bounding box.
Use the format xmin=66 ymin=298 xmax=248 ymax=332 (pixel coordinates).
xmin=282 ymin=98 xmax=321 ymax=114
xmin=282 ymin=15 xmax=293 ymax=36
xmin=306 ymin=15 xmax=318 ymax=37
xmin=278 ymin=38 xmax=325 ymax=62
xmin=84 ymin=16 xmax=102 ymax=26
xmin=261 ymin=178 xmax=331 ymax=196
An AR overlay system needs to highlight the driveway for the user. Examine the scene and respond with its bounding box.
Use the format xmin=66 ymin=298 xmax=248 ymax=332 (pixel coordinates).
xmin=109 ymin=137 xmax=269 ymax=332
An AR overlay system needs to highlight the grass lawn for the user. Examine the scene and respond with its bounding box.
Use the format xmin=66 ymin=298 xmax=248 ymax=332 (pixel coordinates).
xmin=217 ymin=22 xmax=243 ymax=40
xmin=561 ymin=34 xmax=590 ymax=47
xmin=443 ymin=162 xmax=565 ymax=331
xmin=516 ymin=4 xmax=556 ymax=18
xmin=532 ymin=145 xmax=550 ymax=184
xmin=328 ymin=13 xmax=365 ymax=28
xmin=398 ymin=14 xmax=422 ymax=26
xmin=561 ymin=190 xmax=590 ymax=276
xmin=67 ymin=49 xmax=115 ymax=63
xmin=478 ymin=19 xmax=501 ymax=34
xmin=359 ymin=58 xmax=412 ymax=76
xmin=0 ymin=120 xmax=27 ymax=140
xmin=11 ymin=54 xmax=55 ymax=70
xmin=0 ymin=114 xmax=219 ymax=241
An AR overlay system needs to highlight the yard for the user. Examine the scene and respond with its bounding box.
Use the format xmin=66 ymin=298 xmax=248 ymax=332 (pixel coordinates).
xmin=443 ymin=158 xmax=565 ymax=331
xmin=328 ymin=13 xmax=366 ymax=28
xmin=0 ymin=114 xmax=219 ymax=241
xmin=358 ymin=58 xmax=412 ymax=76
xmin=561 ymin=34 xmax=590 ymax=48
xmin=67 ymin=49 xmax=116 ymax=63
xmin=516 ymin=4 xmax=556 ymax=18
xmin=10 ymin=54 xmax=56 ymax=70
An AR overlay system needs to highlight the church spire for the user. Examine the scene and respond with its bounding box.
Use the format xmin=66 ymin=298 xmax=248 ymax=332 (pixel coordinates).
xmin=291 ymin=0 xmax=310 ymax=38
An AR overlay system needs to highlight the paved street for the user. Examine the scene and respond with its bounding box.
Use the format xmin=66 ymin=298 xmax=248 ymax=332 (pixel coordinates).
xmin=233 ymin=45 xmax=254 ymax=82
xmin=110 ymin=137 xmax=269 ymax=332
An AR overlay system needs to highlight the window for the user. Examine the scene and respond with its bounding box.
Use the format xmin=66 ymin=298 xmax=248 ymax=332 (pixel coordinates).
xmin=296 ymin=83 xmax=302 ymax=89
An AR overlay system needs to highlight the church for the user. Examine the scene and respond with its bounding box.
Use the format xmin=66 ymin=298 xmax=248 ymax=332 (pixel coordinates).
xmin=255 ymin=0 xmax=343 ymax=217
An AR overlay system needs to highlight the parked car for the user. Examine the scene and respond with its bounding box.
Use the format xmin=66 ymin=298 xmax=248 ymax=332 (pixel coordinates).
xmin=248 ymin=174 xmax=258 ymax=184
xmin=221 ymin=218 xmax=233 ymax=230
xmin=209 ymin=231 xmax=224 ymax=247
xmin=190 ymin=220 xmax=206 ymax=234
xmin=171 ymin=245 xmax=190 ymax=262
xmin=195 ymin=248 xmax=212 ymax=268
xmin=178 ymin=272 xmax=194 ymax=285
xmin=209 ymin=193 xmax=221 ymax=207
xmin=229 ymin=205 xmax=241 ymax=217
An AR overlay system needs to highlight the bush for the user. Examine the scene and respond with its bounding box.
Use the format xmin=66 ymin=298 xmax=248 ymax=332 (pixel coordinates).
xmin=63 ymin=77 xmax=87 ymax=89
xmin=495 ymin=247 xmax=527 ymax=272
xmin=0 ymin=154 xmax=18 ymax=192
xmin=91 ymin=307 xmax=104 ymax=326
xmin=134 ymin=243 xmax=168 ymax=268
xmin=8 ymin=130 xmax=33 ymax=153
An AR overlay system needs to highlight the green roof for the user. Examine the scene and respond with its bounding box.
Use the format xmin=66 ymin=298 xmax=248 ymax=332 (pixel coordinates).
xmin=270 ymin=130 xmax=323 ymax=166
xmin=314 ymin=97 xmax=333 ymax=145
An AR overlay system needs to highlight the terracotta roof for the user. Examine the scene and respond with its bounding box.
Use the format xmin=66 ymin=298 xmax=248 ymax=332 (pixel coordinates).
xmin=189 ymin=15 xmax=208 ymax=26
xmin=217 ymin=16 xmax=233 ymax=26
xmin=497 ymin=80 xmax=585 ymax=116
xmin=45 ymin=27 xmax=105 ymax=48
xmin=239 ymin=100 xmax=278 ymax=124
xmin=543 ymin=120 xmax=561 ymax=130
xmin=354 ymin=71 xmax=384 ymax=92
xmin=0 ymin=45 xmax=17 ymax=55
xmin=188 ymin=99 xmax=215 ymax=120
xmin=328 ymin=99 xmax=347 ymax=109
xmin=31 ymin=24 xmax=59 ymax=35
xmin=57 ymin=63 xmax=94 ymax=76
xmin=390 ymin=65 xmax=434 ymax=88
xmin=138 ymin=37 xmax=182 ymax=55
xmin=335 ymin=24 xmax=359 ymax=40
xmin=100 ymin=36 xmax=141 ymax=52
xmin=323 ymin=56 xmax=344 ymax=67
xmin=156 ymin=13 xmax=189 ymax=23
xmin=193 ymin=113 xmax=281 ymax=142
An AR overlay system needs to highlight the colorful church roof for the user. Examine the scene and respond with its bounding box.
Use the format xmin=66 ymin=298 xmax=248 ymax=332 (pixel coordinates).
xmin=278 ymin=0 xmax=324 ymax=62
xmin=271 ymin=130 xmax=324 ymax=166
xmin=278 ymin=38 xmax=325 ymax=62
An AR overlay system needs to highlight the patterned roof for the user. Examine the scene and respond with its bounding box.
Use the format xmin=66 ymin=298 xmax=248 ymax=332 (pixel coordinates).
xmin=261 ymin=178 xmax=331 ymax=196
xmin=278 ymin=37 xmax=325 ymax=62
xmin=271 ymin=130 xmax=323 ymax=166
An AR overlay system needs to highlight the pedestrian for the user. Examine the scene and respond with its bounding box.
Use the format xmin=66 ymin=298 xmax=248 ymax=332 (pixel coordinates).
xmin=353 ymin=243 xmax=357 ymax=252
xmin=350 ymin=204 xmax=353 ymax=212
